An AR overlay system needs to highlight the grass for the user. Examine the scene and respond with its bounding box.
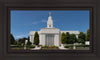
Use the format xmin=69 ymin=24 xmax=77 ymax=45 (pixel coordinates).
xmin=64 ymin=45 xmax=90 ymax=50
xmin=10 ymin=44 xmax=90 ymax=50
xmin=10 ymin=45 xmax=35 ymax=50
xmin=11 ymin=48 xmax=32 ymax=50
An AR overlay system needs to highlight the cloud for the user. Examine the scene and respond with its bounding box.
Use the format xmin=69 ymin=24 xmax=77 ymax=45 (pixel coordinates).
xmin=41 ymin=20 xmax=47 ymax=23
xmin=32 ymin=20 xmax=47 ymax=25
xmin=16 ymin=36 xmax=22 ymax=38
xmin=16 ymin=34 xmax=29 ymax=39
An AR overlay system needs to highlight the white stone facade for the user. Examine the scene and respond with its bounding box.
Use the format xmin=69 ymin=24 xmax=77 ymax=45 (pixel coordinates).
xmin=30 ymin=12 xmax=80 ymax=46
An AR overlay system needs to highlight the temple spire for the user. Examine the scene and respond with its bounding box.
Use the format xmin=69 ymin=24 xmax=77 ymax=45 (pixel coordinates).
xmin=49 ymin=12 xmax=51 ymax=16
xmin=47 ymin=12 xmax=53 ymax=28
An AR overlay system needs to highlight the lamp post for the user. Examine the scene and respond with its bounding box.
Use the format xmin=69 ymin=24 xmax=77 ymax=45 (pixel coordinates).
xmin=24 ymin=40 xmax=28 ymax=50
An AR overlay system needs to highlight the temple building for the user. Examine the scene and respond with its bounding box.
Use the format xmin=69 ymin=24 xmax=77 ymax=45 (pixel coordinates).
xmin=29 ymin=12 xmax=80 ymax=46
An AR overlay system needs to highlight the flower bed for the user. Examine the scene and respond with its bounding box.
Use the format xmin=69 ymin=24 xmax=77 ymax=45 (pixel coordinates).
xmin=41 ymin=45 xmax=59 ymax=50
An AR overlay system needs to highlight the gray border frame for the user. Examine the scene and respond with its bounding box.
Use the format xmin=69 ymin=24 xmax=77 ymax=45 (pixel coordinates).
xmin=7 ymin=7 xmax=94 ymax=54
xmin=0 ymin=0 xmax=99 ymax=60
xmin=6 ymin=5 xmax=96 ymax=56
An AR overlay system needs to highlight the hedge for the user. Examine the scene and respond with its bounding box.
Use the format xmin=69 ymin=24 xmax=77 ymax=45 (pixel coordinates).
xmin=10 ymin=45 xmax=35 ymax=48
xmin=76 ymin=45 xmax=90 ymax=47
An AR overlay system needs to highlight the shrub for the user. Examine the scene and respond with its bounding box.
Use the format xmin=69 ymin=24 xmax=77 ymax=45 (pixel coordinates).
xmin=10 ymin=45 xmax=35 ymax=48
xmin=64 ymin=46 xmax=69 ymax=48
xmin=69 ymin=45 xmax=73 ymax=47
xmin=42 ymin=45 xmax=48 ymax=48
xmin=76 ymin=45 xmax=90 ymax=47
xmin=18 ymin=45 xmax=24 ymax=48
xmin=84 ymin=45 xmax=90 ymax=47
xmin=76 ymin=45 xmax=84 ymax=47
xmin=26 ymin=45 xmax=35 ymax=48
xmin=51 ymin=45 xmax=58 ymax=48
xmin=10 ymin=45 xmax=24 ymax=48
xmin=42 ymin=45 xmax=58 ymax=48
xmin=64 ymin=45 xmax=73 ymax=48
xmin=10 ymin=45 xmax=19 ymax=48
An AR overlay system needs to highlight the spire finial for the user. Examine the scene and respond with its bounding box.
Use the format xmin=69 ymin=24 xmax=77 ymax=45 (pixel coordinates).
xmin=49 ymin=12 xmax=51 ymax=16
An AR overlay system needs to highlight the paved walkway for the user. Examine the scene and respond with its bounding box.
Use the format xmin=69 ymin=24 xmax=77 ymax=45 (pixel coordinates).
xmin=59 ymin=47 xmax=70 ymax=50
xmin=30 ymin=46 xmax=41 ymax=50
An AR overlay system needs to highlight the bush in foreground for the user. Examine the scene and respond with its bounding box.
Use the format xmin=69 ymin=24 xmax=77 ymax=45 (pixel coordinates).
xmin=64 ymin=46 xmax=69 ymax=48
xmin=51 ymin=45 xmax=58 ymax=48
xmin=42 ymin=45 xmax=48 ymax=48
xmin=10 ymin=45 xmax=35 ymax=48
xmin=42 ymin=45 xmax=58 ymax=48
xmin=64 ymin=45 xmax=73 ymax=48
xmin=26 ymin=45 xmax=35 ymax=48
xmin=76 ymin=45 xmax=90 ymax=47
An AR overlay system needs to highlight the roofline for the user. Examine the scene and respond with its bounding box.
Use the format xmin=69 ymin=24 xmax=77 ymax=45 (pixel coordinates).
xmin=41 ymin=28 xmax=59 ymax=29
xmin=60 ymin=31 xmax=79 ymax=32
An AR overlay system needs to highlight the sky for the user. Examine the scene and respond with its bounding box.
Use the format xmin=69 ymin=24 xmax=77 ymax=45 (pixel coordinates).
xmin=11 ymin=10 xmax=89 ymax=40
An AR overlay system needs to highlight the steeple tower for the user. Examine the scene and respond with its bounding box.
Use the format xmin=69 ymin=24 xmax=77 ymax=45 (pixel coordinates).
xmin=49 ymin=12 xmax=51 ymax=16
xmin=47 ymin=12 xmax=53 ymax=28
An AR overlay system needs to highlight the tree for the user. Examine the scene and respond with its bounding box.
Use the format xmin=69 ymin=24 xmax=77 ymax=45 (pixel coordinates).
xmin=10 ymin=34 xmax=15 ymax=45
xmin=78 ymin=32 xmax=86 ymax=44
xmin=61 ymin=32 xmax=67 ymax=44
xmin=34 ymin=32 xmax=39 ymax=45
xmin=14 ymin=41 xmax=17 ymax=45
xmin=27 ymin=36 xmax=32 ymax=45
xmin=18 ymin=37 xmax=27 ymax=45
xmin=86 ymin=29 xmax=90 ymax=41
xmin=27 ymin=40 xmax=32 ymax=45
xmin=66 ymin=32 xmax=70 ymax=44
xmin=69 ymin=34 xmax=77 ymax=44
xmin=77 ymin=38 xmax=84 ymax=43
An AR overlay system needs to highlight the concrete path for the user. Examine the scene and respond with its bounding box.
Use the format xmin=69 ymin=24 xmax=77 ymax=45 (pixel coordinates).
xmin=59 ymin=47 xmax=70 ymax=50
xmin=30 ymin=46 xmax=41 ymax=50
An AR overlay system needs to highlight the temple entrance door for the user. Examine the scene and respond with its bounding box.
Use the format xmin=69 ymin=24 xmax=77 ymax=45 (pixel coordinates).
xmin=46 ymin=34 xmax=54 ymax=46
